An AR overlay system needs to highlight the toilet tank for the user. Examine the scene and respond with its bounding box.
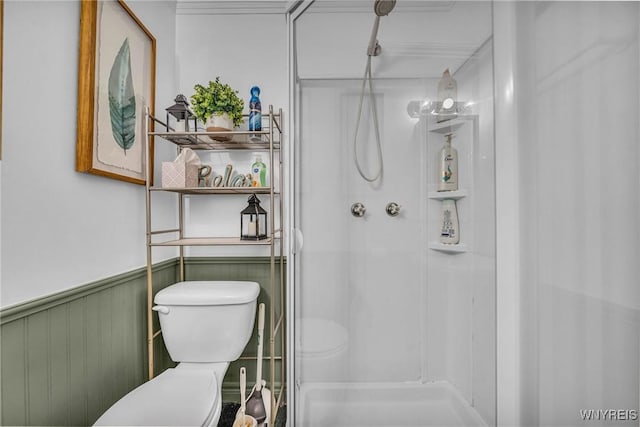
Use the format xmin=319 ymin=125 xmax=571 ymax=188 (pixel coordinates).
xmin=153 ymin=281 xmax=259 ymax=363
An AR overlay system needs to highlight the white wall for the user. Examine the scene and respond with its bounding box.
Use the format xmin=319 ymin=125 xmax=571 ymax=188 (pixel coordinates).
xmin=1 ymin=1 xmax=178 ymax=308
xmin=175 ymin=8 xmax=288 ymax=257
xmin=511 ymin=2 xmax=640 ymax=425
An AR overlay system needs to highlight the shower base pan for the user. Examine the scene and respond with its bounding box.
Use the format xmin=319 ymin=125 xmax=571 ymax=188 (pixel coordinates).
xmin=298 ymin=381 xmax=487 ymax=427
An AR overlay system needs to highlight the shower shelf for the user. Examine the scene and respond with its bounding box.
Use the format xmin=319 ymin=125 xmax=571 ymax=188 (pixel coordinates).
xmin=428 ymin=189 xmax=468 ymax=200
xmin=143 ymin=105 xmax=286 ymax=425
xmin=428 ymin=118 xmax=466 ymax=134
xmin=429 ymin=242 xmax=467 ymax=253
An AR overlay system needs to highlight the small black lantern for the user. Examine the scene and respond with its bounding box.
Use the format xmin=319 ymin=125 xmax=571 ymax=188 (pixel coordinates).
xmin=241 ymin=194 xmax=268 ymax=240
xmin=166 ymin=94 xmax=197 ymax=132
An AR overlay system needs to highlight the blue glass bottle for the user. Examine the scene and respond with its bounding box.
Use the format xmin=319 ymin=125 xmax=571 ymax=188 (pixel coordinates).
xmin=249 ymin=86 xmax=262 ymax=132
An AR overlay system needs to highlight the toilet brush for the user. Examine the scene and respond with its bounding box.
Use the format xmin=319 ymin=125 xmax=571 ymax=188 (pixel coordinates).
xmin=233 ymin=367 xmax=257 ymax=427
xmin=245 ymin=303 xmax=269 ymax=425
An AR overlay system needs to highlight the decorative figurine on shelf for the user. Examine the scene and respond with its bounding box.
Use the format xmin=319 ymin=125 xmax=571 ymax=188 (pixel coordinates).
xmin=166 ymin=94 xmax=197 ymax=133
xmin=198 ymin=165 xmax=212 ymax=187
xmin=240 ymin=194 xmax=268 ymax=241
xmin=248 ymin=86 xmax=262 ymax=132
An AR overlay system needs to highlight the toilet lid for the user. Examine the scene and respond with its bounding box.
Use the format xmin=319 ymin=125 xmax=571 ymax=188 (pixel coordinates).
xmin=94 ymin=368 xmax=218 ymax=426
xmin=155 ymin=281 xmax=260 ymax=306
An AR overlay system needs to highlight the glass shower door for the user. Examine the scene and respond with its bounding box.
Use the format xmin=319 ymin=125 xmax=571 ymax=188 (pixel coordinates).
xmin=289 ymin=1 xmax=495 ymax=425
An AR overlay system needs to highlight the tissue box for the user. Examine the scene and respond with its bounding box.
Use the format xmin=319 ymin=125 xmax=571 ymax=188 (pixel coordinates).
xmin=162 ymin=162 xmax=198 ymax=188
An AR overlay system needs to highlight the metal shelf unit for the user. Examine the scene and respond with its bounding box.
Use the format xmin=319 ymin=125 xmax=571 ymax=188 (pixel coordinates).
xmin=144 ymin=105 xmax=285 ymax=424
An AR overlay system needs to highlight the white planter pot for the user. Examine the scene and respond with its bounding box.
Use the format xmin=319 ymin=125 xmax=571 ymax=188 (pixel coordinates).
xmin=205 ymin=113 xmax=234 ymax=141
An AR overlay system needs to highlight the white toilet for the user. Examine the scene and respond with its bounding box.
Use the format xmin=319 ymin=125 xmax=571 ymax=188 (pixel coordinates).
xmin=94 ymin=281 xmax=260 ymax=427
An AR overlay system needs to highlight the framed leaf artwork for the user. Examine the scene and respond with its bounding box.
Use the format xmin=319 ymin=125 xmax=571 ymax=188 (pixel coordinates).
xmin=76 ymin=0 xmax=156 ymax=185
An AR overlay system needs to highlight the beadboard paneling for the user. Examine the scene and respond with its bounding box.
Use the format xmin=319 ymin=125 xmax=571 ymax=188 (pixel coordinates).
xmin=1 ymin=318 xmax=27 ymax=426
xmin=0 ymin=259 xmax=178 ymax=426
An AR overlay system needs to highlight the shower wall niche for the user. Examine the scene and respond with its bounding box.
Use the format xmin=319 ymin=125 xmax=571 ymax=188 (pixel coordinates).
xmin=426 ymin=117 xmax=476 ymax=254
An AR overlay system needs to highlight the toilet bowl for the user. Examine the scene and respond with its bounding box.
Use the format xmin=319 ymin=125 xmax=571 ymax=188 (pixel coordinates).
xmin=94 ymin=364 xmax=222 ymax=426
xmin=94 ymin=281 xmax=260 ymax=427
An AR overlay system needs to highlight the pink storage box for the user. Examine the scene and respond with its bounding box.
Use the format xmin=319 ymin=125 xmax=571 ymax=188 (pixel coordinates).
xmin=161 ymin=162 xmax=198 ymax=188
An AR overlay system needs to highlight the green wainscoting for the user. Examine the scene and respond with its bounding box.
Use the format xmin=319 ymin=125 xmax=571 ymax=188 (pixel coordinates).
xmin=0 ymin=257 xmax=286 ymax=426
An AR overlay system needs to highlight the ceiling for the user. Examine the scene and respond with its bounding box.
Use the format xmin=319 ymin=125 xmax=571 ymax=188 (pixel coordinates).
xmin=175 ymin=1 xmax=456 ymax=15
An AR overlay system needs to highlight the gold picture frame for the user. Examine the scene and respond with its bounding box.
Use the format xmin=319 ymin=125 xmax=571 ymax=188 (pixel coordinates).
xmin=76 ymin=0 xmax=156 ymax=185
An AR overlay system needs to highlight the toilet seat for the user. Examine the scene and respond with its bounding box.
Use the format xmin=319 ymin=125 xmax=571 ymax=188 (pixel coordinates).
xmin=94 ymin=367 xmax=219 ymax=426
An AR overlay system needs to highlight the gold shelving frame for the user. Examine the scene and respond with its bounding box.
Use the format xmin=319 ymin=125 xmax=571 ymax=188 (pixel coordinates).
xmin=144 ymin=106 xmax=286 ymax=424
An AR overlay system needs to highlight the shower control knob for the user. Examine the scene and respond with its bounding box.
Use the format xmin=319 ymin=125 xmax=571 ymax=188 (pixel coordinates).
xmin=351 ymin=202 xmax=366 ymax=218
xmin=386 ymin=202 xmax=401 ymax=217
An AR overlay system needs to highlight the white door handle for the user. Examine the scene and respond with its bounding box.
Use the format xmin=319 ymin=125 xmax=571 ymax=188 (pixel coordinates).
xmin=292 ymin=228 xmax=304 ymax=254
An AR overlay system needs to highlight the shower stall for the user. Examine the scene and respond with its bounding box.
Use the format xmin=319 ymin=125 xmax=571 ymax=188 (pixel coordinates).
xmin=288 ymin=1 xmax=495 ymax=425
xmin=287 ymin=1 xmax=639 ymax=426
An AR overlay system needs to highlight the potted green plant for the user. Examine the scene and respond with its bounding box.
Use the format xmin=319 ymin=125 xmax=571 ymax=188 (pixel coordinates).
xmin=190 ymin=77 xmax=244 ymax=140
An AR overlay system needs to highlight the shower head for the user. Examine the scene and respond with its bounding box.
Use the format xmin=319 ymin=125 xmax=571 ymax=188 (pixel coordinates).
xmin=374 ymin=0 xmax=396 ymax=16
xmin=367 ymin=0 xmax=396 ymax=56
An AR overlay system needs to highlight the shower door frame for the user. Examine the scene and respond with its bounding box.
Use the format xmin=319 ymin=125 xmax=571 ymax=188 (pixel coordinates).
xmin=285 ymin=2 xmax=314 ymax=425
xmin=492 ymin=2 xmax=521 ymax=425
